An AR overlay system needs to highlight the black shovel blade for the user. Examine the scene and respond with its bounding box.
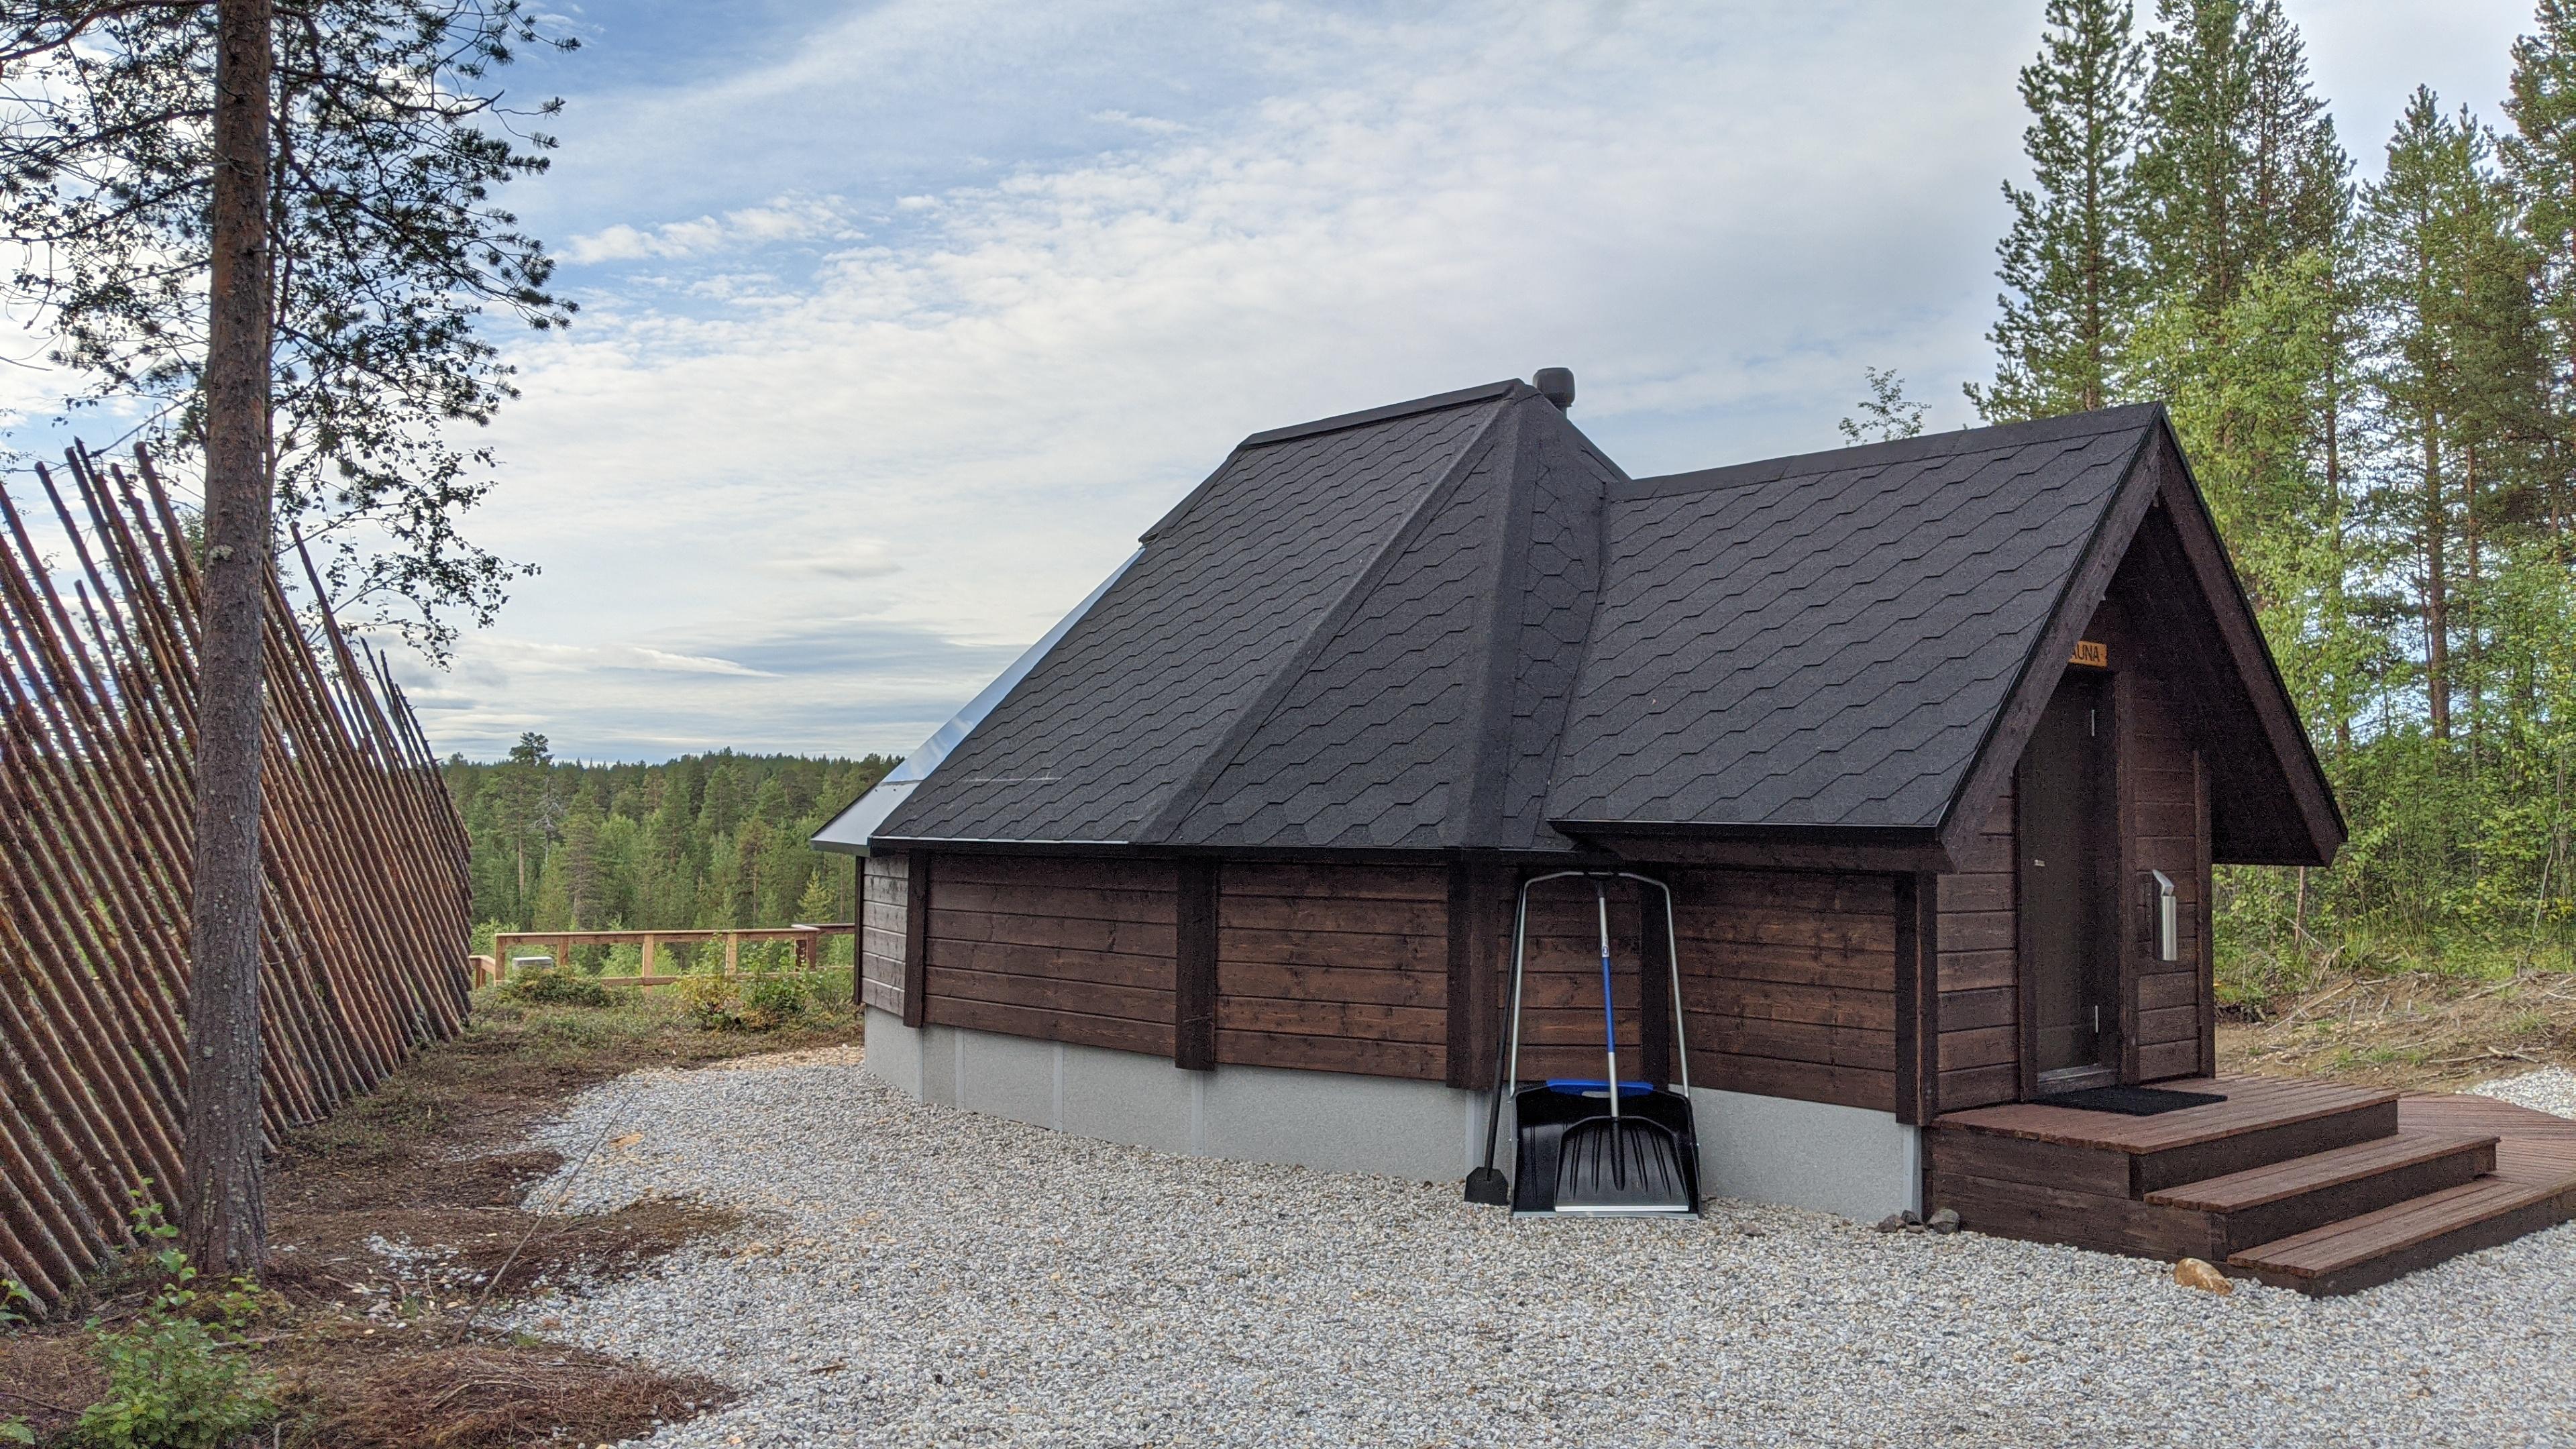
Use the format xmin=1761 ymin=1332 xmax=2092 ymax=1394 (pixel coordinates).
xmin=1553 ymin=1117 xmax=1694 ymax=1214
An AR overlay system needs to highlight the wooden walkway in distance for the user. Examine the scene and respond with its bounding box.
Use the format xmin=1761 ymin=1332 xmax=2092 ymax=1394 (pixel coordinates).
xmin=1927 ymin=1074 xmax=2576 ymax=1295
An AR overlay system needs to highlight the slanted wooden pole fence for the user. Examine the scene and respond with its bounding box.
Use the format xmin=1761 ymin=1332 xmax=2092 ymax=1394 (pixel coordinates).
xmin=0 ymin=445 xmax=471 ymax=1316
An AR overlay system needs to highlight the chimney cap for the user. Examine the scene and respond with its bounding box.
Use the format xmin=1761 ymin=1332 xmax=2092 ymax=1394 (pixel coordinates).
xmin=1532 ymin=368 xmax=1576 ymax=411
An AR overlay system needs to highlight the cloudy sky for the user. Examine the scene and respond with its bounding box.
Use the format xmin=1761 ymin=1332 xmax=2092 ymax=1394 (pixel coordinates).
xmin=2 ymin=0 xmax=2534 ymax=761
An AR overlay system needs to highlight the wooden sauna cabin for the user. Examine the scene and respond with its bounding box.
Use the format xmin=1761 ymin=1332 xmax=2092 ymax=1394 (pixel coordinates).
xmin=815 ymin=374 xmax=2576 ymax=1288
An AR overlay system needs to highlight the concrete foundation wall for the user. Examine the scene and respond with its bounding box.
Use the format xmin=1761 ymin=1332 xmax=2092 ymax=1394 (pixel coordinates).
xmin=863 ymin=1008 xmax=1918 ymax=1220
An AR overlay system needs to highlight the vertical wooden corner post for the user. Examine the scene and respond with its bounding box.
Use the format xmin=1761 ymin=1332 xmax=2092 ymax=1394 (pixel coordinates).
xmin=1174 ymin=859 xmax=1218 ymax=1071
xmin=1894 ymin=871 xmax=1939 ymax=1127
xmin=901 ymin=850 xmax=930 ymax=1029
xmin=182 ymin=0 xmax=278 ymax=1278
xmin=1635 ymin=875 xmax=1673 ymax=1089
xmin=1443 ymin=859 xmax=1505 ymax=1091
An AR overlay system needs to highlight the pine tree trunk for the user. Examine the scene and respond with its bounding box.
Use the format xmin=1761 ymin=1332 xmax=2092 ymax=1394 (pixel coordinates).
xmin=2424 ymin=413 xmax=2450 ymax=741
xmin=2463 ymin=443 xmax=2481 ymax=766
xmin=183 ymin=0 xmax=276 ymax=1279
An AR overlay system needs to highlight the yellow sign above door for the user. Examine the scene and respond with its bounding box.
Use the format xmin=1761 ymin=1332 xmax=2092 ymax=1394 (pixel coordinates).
xmin=2070 ymin=640 xmax=2108 ymax=668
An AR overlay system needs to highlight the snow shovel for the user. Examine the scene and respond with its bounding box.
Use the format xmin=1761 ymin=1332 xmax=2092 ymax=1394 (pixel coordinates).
xmin=1549 ymin=879 xmax=1695 ymax=1214
xmin=1466 ymin=870 xmax=1700 ymax=1216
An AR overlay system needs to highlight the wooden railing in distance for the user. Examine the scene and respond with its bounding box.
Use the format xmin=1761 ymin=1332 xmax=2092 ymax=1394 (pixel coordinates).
xmin=479 ymin=924 xmax=857 ymax=989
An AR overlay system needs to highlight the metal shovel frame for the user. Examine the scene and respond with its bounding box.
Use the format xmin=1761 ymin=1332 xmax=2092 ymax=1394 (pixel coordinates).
xmin=1474 ymin=869 xmax=1691 ymax=1191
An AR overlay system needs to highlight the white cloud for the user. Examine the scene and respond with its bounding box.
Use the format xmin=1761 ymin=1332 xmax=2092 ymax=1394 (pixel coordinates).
xmin=565 ymin=197 xmax=860 ymax=263
xmin=458 ymin=0 xmax=2035 ymax=763
xmin=8 ymin=0 xmax=2520 ymax=762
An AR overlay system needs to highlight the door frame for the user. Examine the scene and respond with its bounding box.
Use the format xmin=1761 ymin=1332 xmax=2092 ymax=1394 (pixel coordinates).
xmin=2014 ymin=661 xmax=2130 ymax=1099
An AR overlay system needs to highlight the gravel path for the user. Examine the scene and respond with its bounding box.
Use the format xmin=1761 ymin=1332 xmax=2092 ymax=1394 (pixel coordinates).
xmin=2473 ymin=1065 xmax=2576 ymax=1119
xmin=512 ymin=1052 xmax=2576 ymax=1448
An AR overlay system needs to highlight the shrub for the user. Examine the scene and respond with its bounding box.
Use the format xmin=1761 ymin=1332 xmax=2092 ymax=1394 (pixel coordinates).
xmin=675 ymin=971 xmax=813 ymax=1031
xmin=740 ymin=973 xmax=811 ymax=1030
xmin=500 ymin=963 xmax=612 ymax=1008
xmin=808 ymin=967 xmax=855 ymax=1011
xmin=672 ymin=971 xmax=741 ymax=1029
xmin=72 ymin=1196 xmax=274 ymax=1449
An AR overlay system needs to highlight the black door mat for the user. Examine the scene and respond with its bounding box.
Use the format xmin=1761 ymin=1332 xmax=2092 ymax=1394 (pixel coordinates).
xmin=2033 ymin=1085 xmax=2228 ymax=1116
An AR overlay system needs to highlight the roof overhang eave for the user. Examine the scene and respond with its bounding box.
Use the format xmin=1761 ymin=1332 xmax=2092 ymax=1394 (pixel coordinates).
xmin=1552 ymin=818 xmax=1956 ymax=874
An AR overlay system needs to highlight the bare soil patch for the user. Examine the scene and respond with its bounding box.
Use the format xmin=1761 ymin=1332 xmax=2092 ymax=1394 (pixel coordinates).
xmin=0 ymin=991 xmax=859 ymax=1446
xmin=2220 ymin=966 xmax=2576 ymax=1091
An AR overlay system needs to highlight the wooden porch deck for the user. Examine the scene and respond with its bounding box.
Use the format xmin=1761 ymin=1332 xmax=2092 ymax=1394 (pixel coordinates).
xmin=1926 ymin=1075 xmax=2576 ymax=1295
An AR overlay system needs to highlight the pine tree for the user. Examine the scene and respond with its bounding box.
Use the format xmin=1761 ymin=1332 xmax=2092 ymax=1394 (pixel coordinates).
xmin=2502 ymin=0 xmax=2576 ymax=554
xmin=1972 ymin=0 xmax=2148 ymax=421
xmin=796 ymin=869 xmax=837 ymax=926
xmin=2125 ymin=0 xmax=2353 ymax=616
xmin=2361 ymin=90 xmax=2502 ymax=741
xmin=2135 ymin=0 xmax=2349 ymax=318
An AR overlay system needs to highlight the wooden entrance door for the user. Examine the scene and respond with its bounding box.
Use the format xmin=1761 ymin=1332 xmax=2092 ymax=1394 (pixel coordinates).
xmin=2019 ymin=672 xmax=2117 ymax=1093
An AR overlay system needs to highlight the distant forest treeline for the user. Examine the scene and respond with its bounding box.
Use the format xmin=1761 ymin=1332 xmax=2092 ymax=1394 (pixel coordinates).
xmin=445 ymin=735 xmax=895 ymax=953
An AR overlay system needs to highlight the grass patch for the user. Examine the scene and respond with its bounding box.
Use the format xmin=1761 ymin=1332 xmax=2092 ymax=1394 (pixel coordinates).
xmin=2220 ymin=962 xmax=2576 ymax=1090
xmin=0 ymin=987 xmax=859 ymax=1446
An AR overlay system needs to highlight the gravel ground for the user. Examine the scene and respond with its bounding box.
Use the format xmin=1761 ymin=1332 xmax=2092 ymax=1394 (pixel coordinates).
xmin=510 ymin=1051 xmax=2576 ymax=1448
xmin=2473 ymin=1065 xmax=2576 ymax=1118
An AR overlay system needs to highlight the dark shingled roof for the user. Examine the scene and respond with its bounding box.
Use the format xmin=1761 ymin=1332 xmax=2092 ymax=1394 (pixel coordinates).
xmin=874 ymin=383 xmax=1515 ymax=845
xmin=861 ymin=383 xmax=2336 ymax=866
xmin=1546 ymin=409 xmax=2157 ymax=833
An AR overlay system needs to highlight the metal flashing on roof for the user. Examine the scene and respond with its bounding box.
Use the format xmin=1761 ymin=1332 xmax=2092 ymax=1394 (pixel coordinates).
xmin=1236 ymin=380 xmax=1524 ymax=449
xmin=809 ymin=547 xmax=1141 ymax=855
xmin=1617 ymin=403 xmax=2163 ymax=502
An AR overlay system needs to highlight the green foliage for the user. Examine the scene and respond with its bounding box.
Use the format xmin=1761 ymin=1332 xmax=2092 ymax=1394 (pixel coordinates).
xmin=808 ymin=968 xmax=857 ymax=1012
xmin=1986 ymin=0 xmax=2576 ymax=996
xmin=0 ymin=2 xmax=578 ymax=657
xmin=499 ymin=963 xmax=612 ymax=1008
xmin=1971 ymin=0 xmax=2149 ymax=420
xmin=742 ymin=973 xmax=814 ymax=1028
xmin=674 ymin=971 xmax=815 ymax=1032
xmin=447 ymin=749 xmax=897 ymax=955
xmin=1837 ymin=367 xmax=1927 ymax=443
xmin=2 ymin=1418 xmax=32 ymax=1444
xmin=71 ymin=1197 xmax=274 ymax=1449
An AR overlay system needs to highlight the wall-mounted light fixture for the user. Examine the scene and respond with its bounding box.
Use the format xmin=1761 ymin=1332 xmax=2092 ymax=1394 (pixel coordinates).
xmin=2149 ymin=869 xmax=2178 ymax=963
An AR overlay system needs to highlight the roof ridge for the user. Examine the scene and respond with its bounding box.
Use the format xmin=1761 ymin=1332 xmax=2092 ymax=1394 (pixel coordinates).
xmin=1137 ymin=396 xmax=1521 ymax=844
xmin=1451 ymin=398 xmax=1545 ymax=847
xmin=1623 ymin=402 xmax=2164 ymax=502
xmin=1238 ymin=380 xmax=1530 ymax=449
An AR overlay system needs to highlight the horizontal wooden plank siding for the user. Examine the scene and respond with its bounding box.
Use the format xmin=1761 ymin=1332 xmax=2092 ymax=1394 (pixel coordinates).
xmin=1511 ymin=876 xmax=1652 ymax=1083
xmin=1217 ymin=863 xmax=1449 ymax=1081
xmin=2129 ymin=680 xmax=2208 ymax=1079
xmin=923 ymin=853 xmax=1177 ymax=1054
xmin=1935 ymin=783 xmax=2018 ymax=1111
xmin=860 ymin=852 xmax=908 ymax=1017
xmin=1672 ymin=868 xmax=1899 ymax=1114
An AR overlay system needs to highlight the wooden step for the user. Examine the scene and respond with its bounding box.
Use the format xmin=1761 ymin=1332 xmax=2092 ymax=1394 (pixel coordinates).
xmin=2229 ymin=1175 xmax=2576 ymax=1296
xmin=2147 ymin=1132 xmax=2497 ymax=1255
xmin=1933 ymin=1076 xmax=2402 ymax=1196
xmin=2125 ymin=1089 xmax=2400 ymax=1193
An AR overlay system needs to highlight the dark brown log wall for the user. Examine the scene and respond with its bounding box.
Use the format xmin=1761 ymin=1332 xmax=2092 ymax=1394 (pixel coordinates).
xmin=1216 ymin=863 xmax=1448 ymax=1081
xmin=1507 ymin=875 xmax=1651 ymax=1083
xmin=922 ymin=854 xmax=1177 ymax=1056
xmin=2129 ymin=674 xmax=2210 ymax=1080
xmin=1935 ymin=783 xmax=2019 ymax=1111
xmin=859 ymin=853 xmax=908 ymax=1017
xmin=1930 ymin=580 xmax=2218 ymax=1115
xmin=1672 ymin=870 xmax=1900 ymax=1113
